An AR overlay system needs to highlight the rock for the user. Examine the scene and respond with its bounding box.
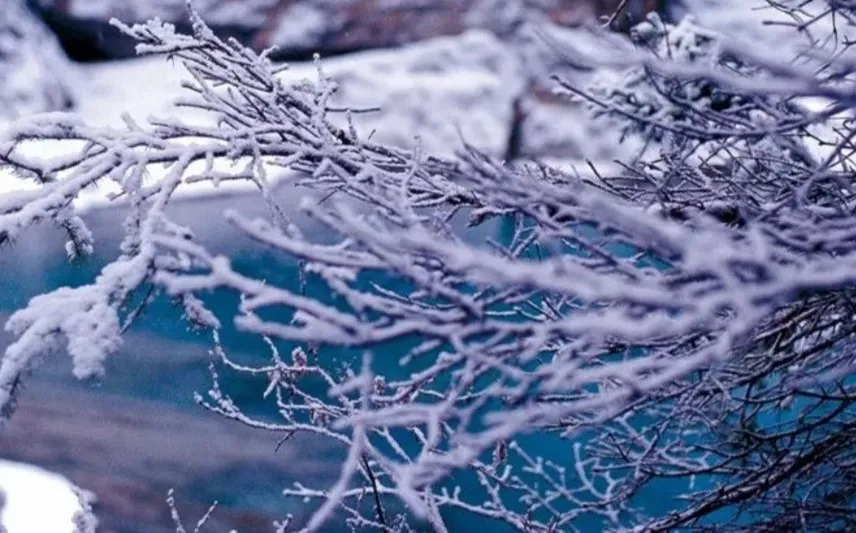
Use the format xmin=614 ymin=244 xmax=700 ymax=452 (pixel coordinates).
xmin=29 ymin=0 xmax=670 ymax=61
xmin=0 ymin=1 xmax=73 ymax=119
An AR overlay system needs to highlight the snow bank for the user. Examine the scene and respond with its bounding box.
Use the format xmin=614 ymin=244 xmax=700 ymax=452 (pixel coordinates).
xmin=680 ymin=1 xmax=850 ymax=166
xmin=0 ymin=1 xmax=73 ymax=120
xmin=0 ymin=460 xmax=82 ymax=533
xmin=684 ymin=0 xmax=856 ymax=51
xmin=293 ymin=29 xmax=524 ymax=157
xmin=74 ymin=29 xmax=523 ymax=156
xmin=0 ymin=29 xmax=524 ymax=211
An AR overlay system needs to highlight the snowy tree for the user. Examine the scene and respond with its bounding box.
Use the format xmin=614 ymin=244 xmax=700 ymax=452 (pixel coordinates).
xmin=3 ymin=0 xmax=856 ymax=531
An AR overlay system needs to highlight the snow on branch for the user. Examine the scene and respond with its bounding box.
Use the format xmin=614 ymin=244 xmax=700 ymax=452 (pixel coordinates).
xmin=5 ymin=1 xmax=856 ymax=530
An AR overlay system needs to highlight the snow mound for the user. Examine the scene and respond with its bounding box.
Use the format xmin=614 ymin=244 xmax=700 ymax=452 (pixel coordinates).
xmin=0 ymin=28 xmax=525 ymax=211
xmin=75 ymin=28 xmax=525 ymax=157
xmin=0 ymin=460 xmax=84 ymax=533
xmin=0 ymin=1 xmax=73 ymax=119
xmin=283 ymin=29 xmax=525 ymax=157
xmin=683 ymin=0 xmax=856 ymax=52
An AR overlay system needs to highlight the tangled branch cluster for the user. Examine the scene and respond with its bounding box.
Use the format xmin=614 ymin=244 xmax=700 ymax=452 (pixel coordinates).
xmin=4 ymin=1 xmax=856 ymax=531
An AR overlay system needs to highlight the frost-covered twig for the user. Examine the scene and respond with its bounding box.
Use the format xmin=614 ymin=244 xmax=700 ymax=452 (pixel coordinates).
xmin=5 ymin=2 xmax=856 ymax=531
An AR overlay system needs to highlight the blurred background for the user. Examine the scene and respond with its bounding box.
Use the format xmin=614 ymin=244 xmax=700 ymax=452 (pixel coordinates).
xmin=0 ymin=1 xmax=695 ymax=531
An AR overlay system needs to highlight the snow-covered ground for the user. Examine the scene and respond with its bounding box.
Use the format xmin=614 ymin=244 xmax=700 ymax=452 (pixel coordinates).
xmin=71 ymin=28 xmax=524 ymax=151
xmin=0 ymin=28 xmax=526 ymax=212
xmin=0 ymin=460 xmax=82 ymax=533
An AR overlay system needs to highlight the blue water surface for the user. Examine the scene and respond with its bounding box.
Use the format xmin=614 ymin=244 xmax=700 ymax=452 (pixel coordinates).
xmin=0 ymin=189 xmax=696 ymax=531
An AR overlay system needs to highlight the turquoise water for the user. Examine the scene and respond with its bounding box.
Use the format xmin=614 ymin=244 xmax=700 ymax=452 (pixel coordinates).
xmin=0 ymin=193 xmax=519 ymax=530
xmin=0 ymin=192 xmax=696 ymax=531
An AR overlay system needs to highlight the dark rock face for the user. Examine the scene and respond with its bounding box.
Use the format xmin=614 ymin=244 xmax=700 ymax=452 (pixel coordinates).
xmin=29 ymin=0 xmax=667 ymax=61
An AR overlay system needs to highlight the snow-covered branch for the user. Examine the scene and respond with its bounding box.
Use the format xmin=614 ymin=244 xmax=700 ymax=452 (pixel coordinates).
xmin=5 ymin=1 xmax=856 ymax=530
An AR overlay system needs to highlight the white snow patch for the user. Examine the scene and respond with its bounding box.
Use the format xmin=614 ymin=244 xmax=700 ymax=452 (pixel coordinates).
xmin=0 ymin=0 xmax=73 ymax=120
xmin=0 ymin=29 xmax=524 ymax=212
xmin=69 ymin=28 xmax=524 ymax=156
xmin=278 ymin=29 xmax=525 ymax=157
xmin=684 ymin=0 xmax=856 ymax=53
xmin=0 ymin=460 xmax=82 ymax=533
xmin=68 ymin=56 xmax=194 ymax=128
xmin=269 ymin=3 xmax=329 ymax=50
